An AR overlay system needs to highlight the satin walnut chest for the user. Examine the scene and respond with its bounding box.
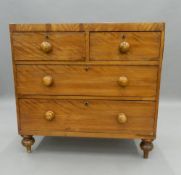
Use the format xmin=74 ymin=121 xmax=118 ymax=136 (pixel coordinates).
xmin=10 ymin=23 xmax=165 ymax=158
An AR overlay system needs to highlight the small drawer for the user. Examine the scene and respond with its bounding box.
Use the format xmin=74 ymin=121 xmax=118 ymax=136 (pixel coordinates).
xmin=19 ymin=99 xmax=155 ymax=135
xmin=11 ymin=32 xmax=86 ymax=61
xmin=90 ymin=32 xmax=161 ymax=61
xmin=16 ymin=65 xmax=158 ymax=97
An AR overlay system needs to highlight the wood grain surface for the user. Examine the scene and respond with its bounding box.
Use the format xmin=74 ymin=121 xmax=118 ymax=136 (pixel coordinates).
xmin=90 ymin=32 xmax=161 ymax=60
xmin=10 ymin=23 xmax=164 ymax=32
xmin=19 ymin=99 xmax=155 ymax=136
xmin=9 ymin=23 xmax=165 ymax=149
xmin=12 ymin=32 xmax=86 ymax=61
xmin=16 ymin=65 xmax=158 ymax=97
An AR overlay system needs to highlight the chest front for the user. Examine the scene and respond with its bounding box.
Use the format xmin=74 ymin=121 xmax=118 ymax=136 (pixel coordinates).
xmin=10 ymin=23 xmax=165 ymax=158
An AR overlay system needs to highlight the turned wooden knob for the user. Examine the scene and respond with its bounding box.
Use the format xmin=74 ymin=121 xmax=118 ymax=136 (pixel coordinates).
xmin=118 ymin=76 xmax=128 ymax=87
xmin=42 ymin=75 xmax=53 ymax=87
xmin=119 ymin=41 xmax=130 ymax=53
xmin=40 ymin=41 xmax=52 ymax=53
xmin=45 ymin=111 xmax=55 ymax=121
xmin=118 ymin=113 xmax=127 ymax=124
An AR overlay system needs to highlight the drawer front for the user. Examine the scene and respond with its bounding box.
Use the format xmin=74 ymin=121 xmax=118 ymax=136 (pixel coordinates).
xmin=19 ymin=99 xmax=155 ymax=135
xmin=12 ymin=32 xmax=86 ymax=61
xmin=90 ymin=32 xmax=161 ymax=61
xmin=16 ymin=65 xmax=158 ymax=97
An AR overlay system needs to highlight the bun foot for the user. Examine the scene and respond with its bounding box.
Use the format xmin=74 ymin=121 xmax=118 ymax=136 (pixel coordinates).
xmin=21 ymin=135 xmax=35 ymax=153
xmin=140 ymin=139 xmax=153 ymax=159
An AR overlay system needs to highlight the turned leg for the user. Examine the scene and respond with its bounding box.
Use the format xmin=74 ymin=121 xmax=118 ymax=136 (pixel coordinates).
xmin=21 ymin=135 xmax=35 ymax=153
xmin=140 ymin=139 xmax=153 ymax=159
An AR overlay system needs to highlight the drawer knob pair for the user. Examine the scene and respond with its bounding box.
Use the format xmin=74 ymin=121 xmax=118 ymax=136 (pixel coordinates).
xmin=45 ymin=111 xmax=55 ymax=121
xmin=44 ymin=111 xmax=127 ymax=124
xmin=118 ymin=76 xmax=129 ymax=87
xmin=40 ymin=40 xmax=129 ymax=54
xmin=40 ymin=41 xmax=52 ymax=53
xmin=42 ymin=75 xmax=128 ymax=87
xmin=119 ymin=41 xmax=130 ymax=53
xmin=118 ymin=113 xmax=127 ymax=124
xmin=42 ymin=75 xmax=53 ymax=87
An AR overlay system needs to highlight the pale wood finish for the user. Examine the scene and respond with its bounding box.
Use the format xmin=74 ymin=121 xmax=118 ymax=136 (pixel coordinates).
xmin=20 ymin=130 xmax=154 ymax=139
xmin=19 ymin=99 xmax=155 ymax=135
xmin=90 ymin=32 xmax=161 ymax=61
xmin=16 ymin=65 xmax=158 ymax=97
xmin=9 ymin=23 xmax=165 ymax=158
xmin=10 ymin=23 xmax=164 ymax=32
xmin=153 ymin=27 xmax=165 ymax=135
xmin=12 ymin=32 xmax=86 ymax=61
xmin=18 ymin=95 xmax=156 ymax=101
xmin=15 ymin=60 xmax=160 ymax=65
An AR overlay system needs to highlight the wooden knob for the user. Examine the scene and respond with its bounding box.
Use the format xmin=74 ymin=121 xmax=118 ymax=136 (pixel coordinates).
xmin=40 ymin=41 xmax=52 ymax=53
xmin=118 ymin=113 xmax=127 ymax=124
xmin=119 ymin=41 xmax=130 ymax=53
xmin=45 ymin=111 xmax=55 ymax=121
xmin=118 ymin=76 xmax=128 ymax=87
xmin=42 ymin=75 xmax=53 ymax=87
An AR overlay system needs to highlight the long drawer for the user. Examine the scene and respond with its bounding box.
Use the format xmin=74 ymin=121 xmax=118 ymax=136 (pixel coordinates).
xmin=16 ymin=65 xmax=158 ymax=97
xmin=19 ymin=99 xmax=155 ymax=135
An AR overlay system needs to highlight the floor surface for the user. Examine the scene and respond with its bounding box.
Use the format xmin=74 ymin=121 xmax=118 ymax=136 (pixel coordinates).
xmin=0 ymin=98 xmax=181 ymax=175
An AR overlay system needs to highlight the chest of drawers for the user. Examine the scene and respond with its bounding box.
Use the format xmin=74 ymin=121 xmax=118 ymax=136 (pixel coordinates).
xmin=10 ymin=23 xmax=165 ymax=158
